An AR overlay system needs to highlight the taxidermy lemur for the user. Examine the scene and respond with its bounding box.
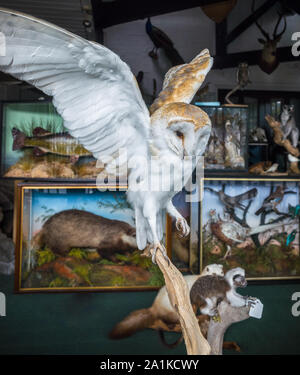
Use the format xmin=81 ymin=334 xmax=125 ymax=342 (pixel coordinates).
xmin=109 ymin=264 xmax=224 ymax=340
xmin=190 ymin=267 xmax=248 ymax=320
xmin=280 ymin=105 xmax=299 ymax=148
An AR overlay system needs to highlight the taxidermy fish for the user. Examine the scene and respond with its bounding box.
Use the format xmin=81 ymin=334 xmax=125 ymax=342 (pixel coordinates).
xmin=12 ymin=128 xmax=92 ymax=160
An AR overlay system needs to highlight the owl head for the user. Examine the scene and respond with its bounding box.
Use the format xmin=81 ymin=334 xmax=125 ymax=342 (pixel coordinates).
xmin=149 ymin=49 xmax=213 ymax=160
xmin=150 ymin=102 xmax=211 ymax=159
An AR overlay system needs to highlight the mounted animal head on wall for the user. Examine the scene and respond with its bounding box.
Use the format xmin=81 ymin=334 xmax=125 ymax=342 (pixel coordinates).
xmin=252 ymin=0 xmax=287 ymax=74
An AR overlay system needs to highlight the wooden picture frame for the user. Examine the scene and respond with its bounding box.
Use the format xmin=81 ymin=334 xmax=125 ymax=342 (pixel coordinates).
xmin=200 ymin=177 xmax=300 ymax=282
xmin=195 ymin=104 xmax=249 ymax=173
xmin=14 ymin=181 xmax=169 ymax=292
xmin=166 ymin=188 xmax=200 ymax=275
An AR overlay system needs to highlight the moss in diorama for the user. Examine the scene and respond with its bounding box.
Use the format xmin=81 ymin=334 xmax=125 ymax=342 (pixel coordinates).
xmin=22 ymin=244 xmax=164 ymax=289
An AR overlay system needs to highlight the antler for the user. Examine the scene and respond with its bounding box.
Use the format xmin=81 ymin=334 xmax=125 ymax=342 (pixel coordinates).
xmin=273 ymin=11 xmax=286 ymax=40
xmin=251 ymin=0 xmax=270 ymax=40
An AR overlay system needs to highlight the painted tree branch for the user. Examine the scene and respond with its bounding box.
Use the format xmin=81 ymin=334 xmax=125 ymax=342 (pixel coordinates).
xmin=145 ymin=247 xmax=211 ymax=355
xmin=207 ymin=301 xmax=250 ymax=355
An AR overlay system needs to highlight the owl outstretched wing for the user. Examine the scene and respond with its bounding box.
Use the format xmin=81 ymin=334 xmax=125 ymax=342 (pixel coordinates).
xmin=150 ymin=49 xmax=213 ymax=115
xmin=0 ymin=8 xmax=150 ymax=167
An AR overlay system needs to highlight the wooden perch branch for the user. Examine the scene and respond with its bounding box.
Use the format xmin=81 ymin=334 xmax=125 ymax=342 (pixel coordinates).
xmin=145 ymin=247 xmax=211 ymax=355
xmin=265 ymin=114 xmax=300 ymax=174
xmin=207 ymin=301 xmax=250 ymax=355
xmin=148 ymin=299 xmax=249 ymax=355
xmin=265 ymin=114 xmax=300 ymax=157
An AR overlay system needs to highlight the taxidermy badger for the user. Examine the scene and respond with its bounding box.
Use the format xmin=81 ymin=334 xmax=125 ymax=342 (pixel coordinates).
xmin=33 ymin=209 xmax=137 ymax=259
xmin=109 ymin=264 xmax=224 ymax=340
xmin=190 ymin=267 xmax=248 ymax=320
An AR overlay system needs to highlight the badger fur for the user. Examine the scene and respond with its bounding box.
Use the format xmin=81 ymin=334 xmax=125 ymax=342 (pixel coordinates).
xmin=33 ymin=209 xmax=137 ymax=258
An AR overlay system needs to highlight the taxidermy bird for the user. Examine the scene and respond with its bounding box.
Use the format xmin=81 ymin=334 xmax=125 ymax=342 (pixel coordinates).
xmin=225 ymin=62 xmax=251 ymax=104
xmin=135 ymin=71 xmax=144 ymax=87
xmin=286 ymin=229 xmax=297 ymax=246
xmin=205 ymin=185 xmax=257 ymax=210
xmin=0 ymin=9 xmax=213 ymax=264
xmin=288 ymin=204 xmax=300 ymax=218
xmin=224 ymin=120 xmax=245 ymax=168
xmin=145 ymin=18 xmax=185 ymax=66
xmin=255 ymin=186 xmax=296 ymax=216
xmin=209 ymin=209 xmax=291 ymax=259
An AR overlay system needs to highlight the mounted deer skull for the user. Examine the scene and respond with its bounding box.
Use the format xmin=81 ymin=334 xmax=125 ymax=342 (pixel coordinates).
xmin=252 ymin=0 xmax=287 ymax=74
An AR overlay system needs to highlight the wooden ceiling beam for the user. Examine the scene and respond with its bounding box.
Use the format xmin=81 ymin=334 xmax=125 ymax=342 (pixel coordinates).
xmin=91 ymin=0 xmax=227 ymax=28
xmin=226 ymin=0 xmax=278 ymax=45
xmin=215 ymin=19 xmax=227 ymax=56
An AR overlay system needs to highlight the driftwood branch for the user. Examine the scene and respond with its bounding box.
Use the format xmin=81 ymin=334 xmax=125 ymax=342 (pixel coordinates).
xmin=148 ymin=301 xmax=249 ymax=355
xmin=265 ymin=114 xmax=300 ymax=174
xmin=265 ymin=114 xmax=299 ymax=157
xmin=207 ymin=301 xmax=250 ymax=355
xmin=144 ymin=247 xmax=211 ymax=355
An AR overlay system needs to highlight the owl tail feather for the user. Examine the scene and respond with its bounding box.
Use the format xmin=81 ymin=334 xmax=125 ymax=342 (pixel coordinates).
xmin=135 ymin=208 xmax=147 ymax=250
xmin=109 ymin=308 xmax=155 ymax=339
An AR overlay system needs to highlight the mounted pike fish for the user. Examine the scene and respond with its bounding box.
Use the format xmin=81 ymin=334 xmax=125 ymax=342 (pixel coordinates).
xmin=12 ymin=127 xmax=92 ymax=163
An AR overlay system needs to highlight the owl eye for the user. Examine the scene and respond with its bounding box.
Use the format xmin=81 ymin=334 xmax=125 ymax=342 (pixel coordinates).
xmin=176 ymin=131 xmax=183 ymax=138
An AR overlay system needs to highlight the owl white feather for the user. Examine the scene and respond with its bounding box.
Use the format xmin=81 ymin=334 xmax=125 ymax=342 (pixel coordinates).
xmin=0 ymin=8 xmax=213 ymax=263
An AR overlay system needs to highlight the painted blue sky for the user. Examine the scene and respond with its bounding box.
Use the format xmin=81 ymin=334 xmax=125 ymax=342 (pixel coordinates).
xmin=203 ymin=180 xmax=299 ymax=227
xmin=29 ymin=188 xmax=134 ymax=233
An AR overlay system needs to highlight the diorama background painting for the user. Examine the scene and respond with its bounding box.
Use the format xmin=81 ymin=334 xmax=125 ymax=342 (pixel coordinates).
xmin=18 ymin=187 xmax=164 ymax=291
xmin=30 ymin=189 xmax=134 ymax=234
xmin=201 ymin=179 xmax=300 ymax=280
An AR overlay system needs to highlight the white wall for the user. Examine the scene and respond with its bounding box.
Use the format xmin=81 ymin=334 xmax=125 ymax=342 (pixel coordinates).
xmin=104 ymin=7 xmax=215 ymax=102
xmin=104 ymin=3 xmax=300 ymax=101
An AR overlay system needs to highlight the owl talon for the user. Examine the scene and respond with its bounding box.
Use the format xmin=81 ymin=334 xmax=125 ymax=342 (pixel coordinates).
xmin=151 ymin=243 xmax=170 ymax=265
xmin=151 ymin=248 xmax=158 ymax=264
xmin=176 ymin=218 xmax=190 ymax=238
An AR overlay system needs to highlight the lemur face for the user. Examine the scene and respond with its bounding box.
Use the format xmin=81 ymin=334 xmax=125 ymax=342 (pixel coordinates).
xmin=203 ymin=264 xmax=224 ymax=277
xmin=283 ymin=105 xmax=294 ymax=115
xmin=233 ymin=274 xmax=247 ymax=288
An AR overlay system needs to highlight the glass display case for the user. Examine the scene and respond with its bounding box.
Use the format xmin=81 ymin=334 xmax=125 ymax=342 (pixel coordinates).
xmin=197 ymin=104 xmax=248 ymax=172
xmin=15 ymin=183 xmax=167 ymax=292
xmin=1 ymin=101 xmax=100 ymax=180
xmin=200 ymin=177 xmax=300 ymax=281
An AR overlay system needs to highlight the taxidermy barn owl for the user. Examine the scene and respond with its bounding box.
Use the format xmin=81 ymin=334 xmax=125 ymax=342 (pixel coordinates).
xmin=0 ymin=9 xmax=213 ymax=263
